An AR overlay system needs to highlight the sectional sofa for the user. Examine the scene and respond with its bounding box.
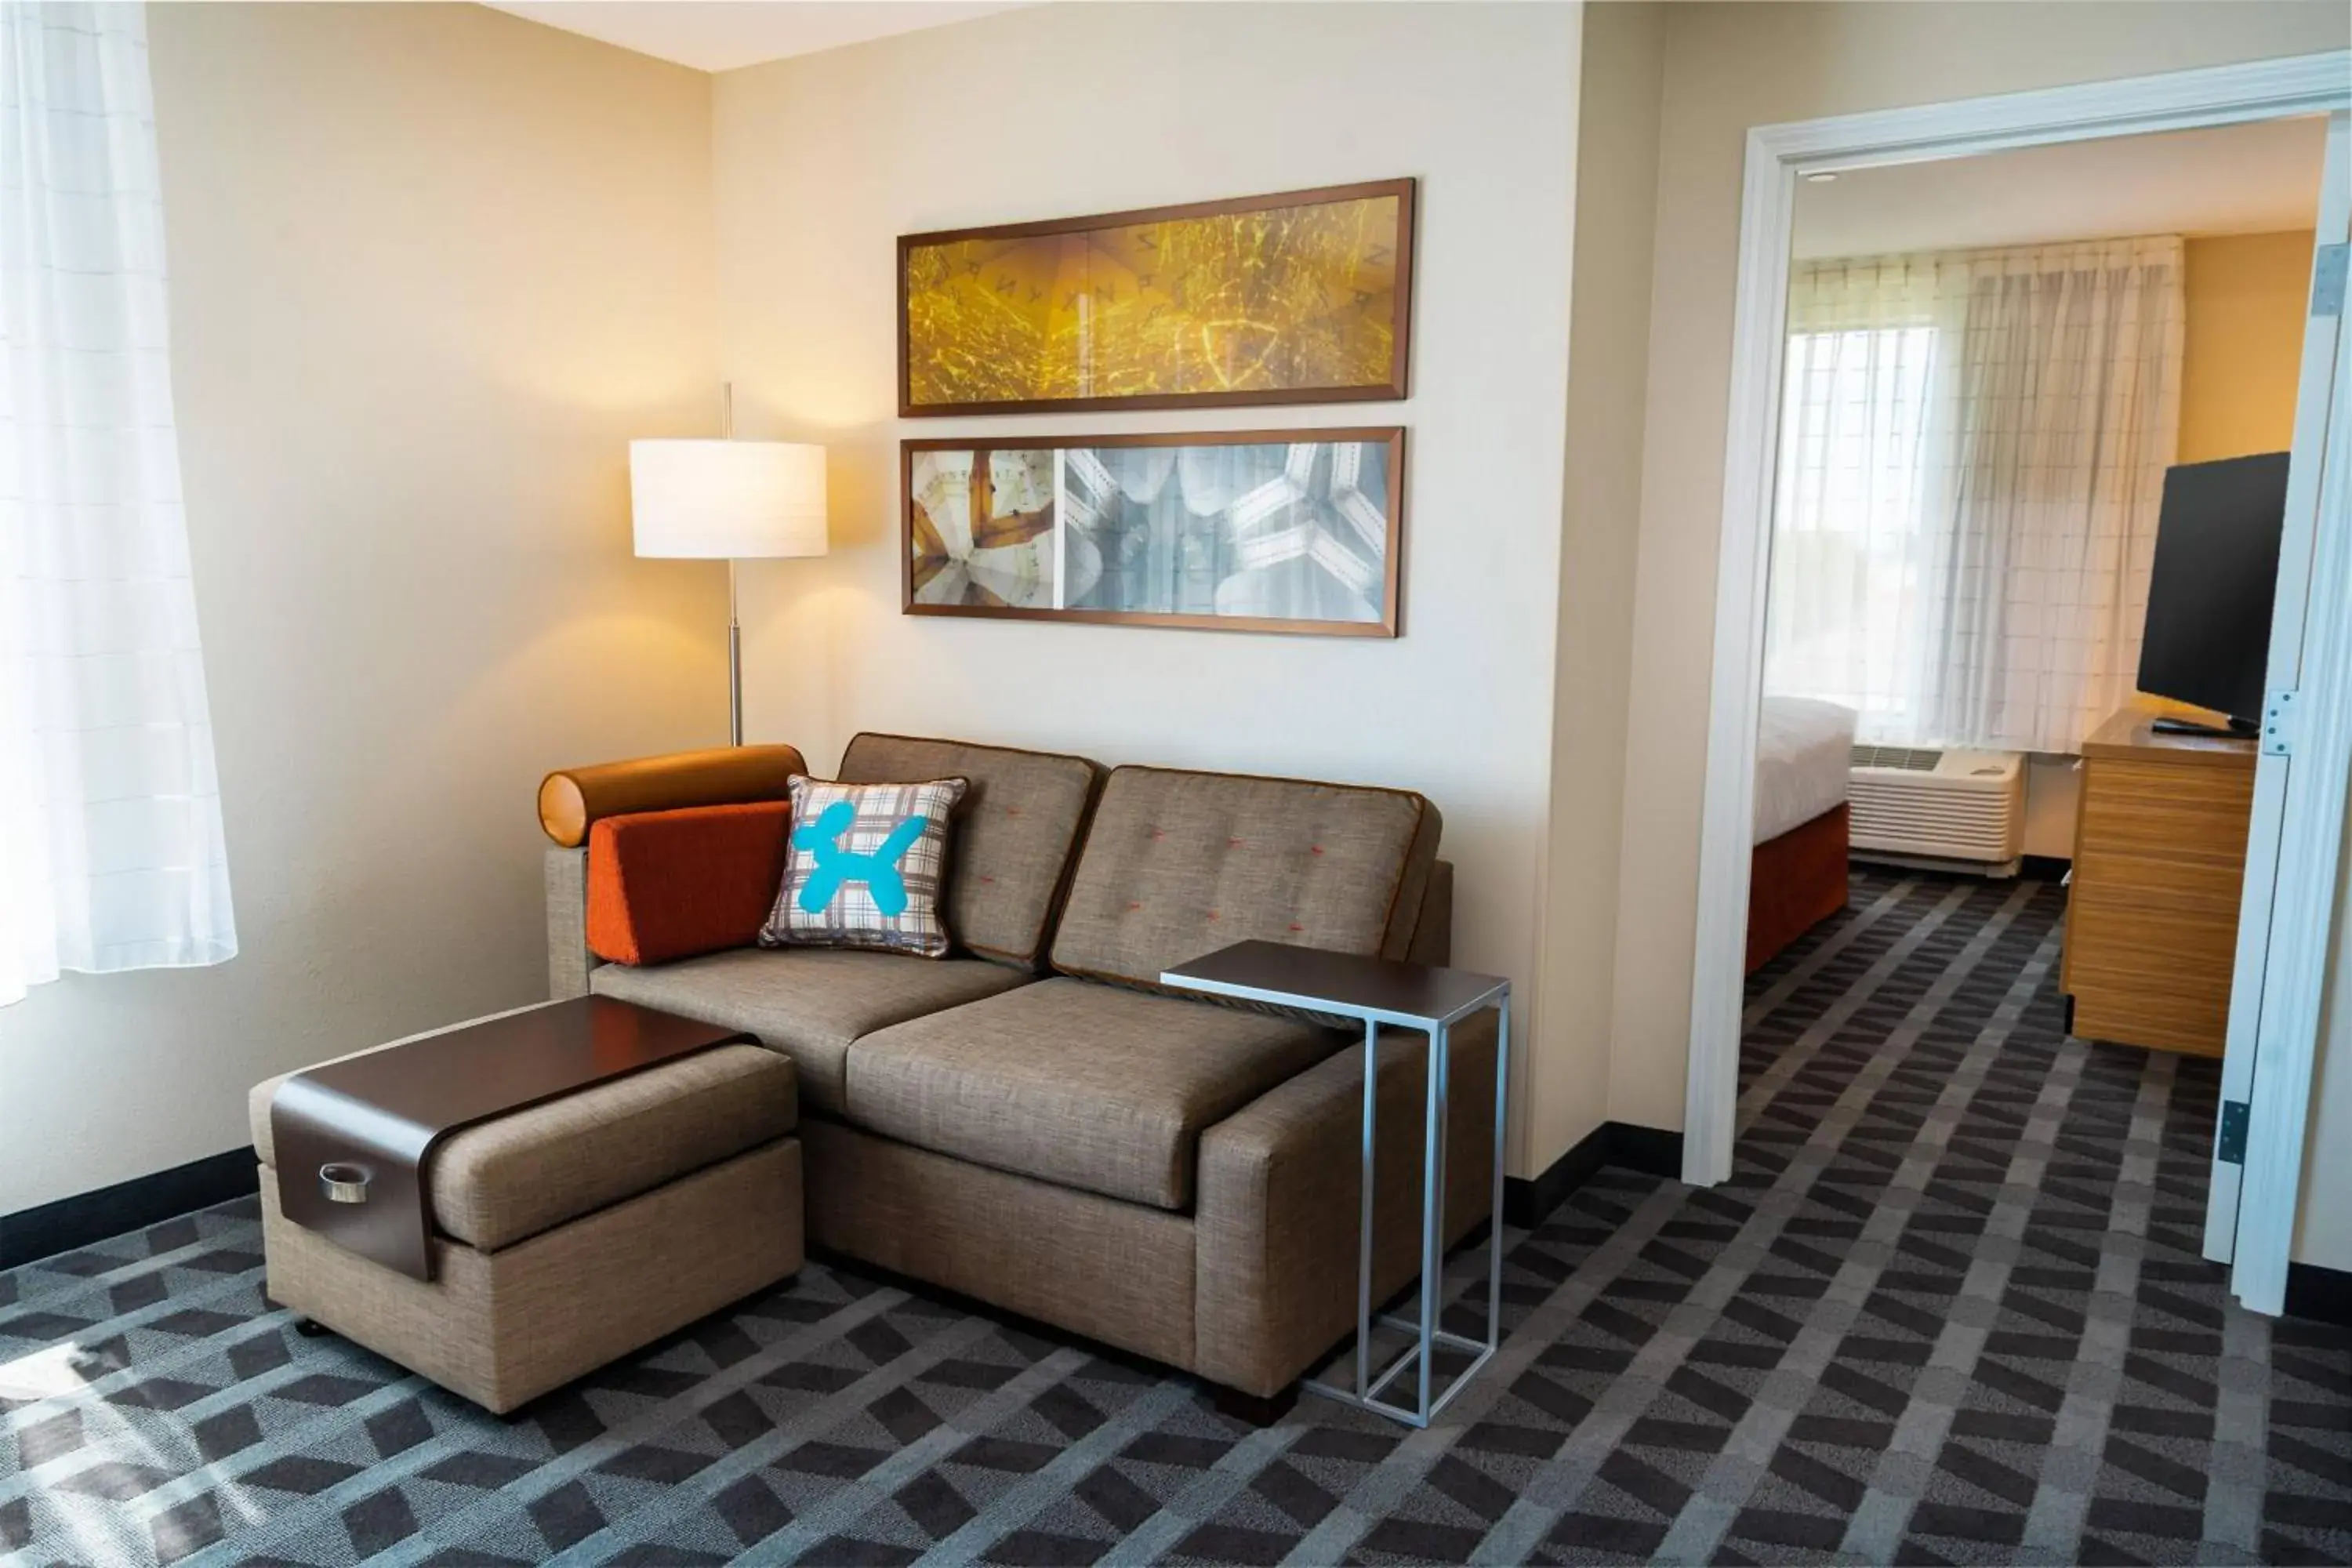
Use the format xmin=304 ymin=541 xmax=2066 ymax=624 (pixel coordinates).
xmin=542 ymin=732 xmax=1498 ymax=1411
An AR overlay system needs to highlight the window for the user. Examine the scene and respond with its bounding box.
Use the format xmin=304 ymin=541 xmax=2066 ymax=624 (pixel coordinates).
xmin=1765 ymin=241 xmax=2183 ymax=754
xmin=2 ymin=4 xmax=236 ymax=1004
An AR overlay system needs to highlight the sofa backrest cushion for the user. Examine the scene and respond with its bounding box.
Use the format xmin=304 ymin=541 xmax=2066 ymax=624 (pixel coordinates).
xmin=586 ymin=802 xmax=792 ymax=967
xmin=1050 ymin=766 xmax=1441 ymax=989
xmin=837 ymin=732 xmax=1102 ymax=971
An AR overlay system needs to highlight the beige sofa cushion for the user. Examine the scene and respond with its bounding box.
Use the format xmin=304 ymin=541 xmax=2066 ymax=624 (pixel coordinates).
xmin=838 ymin=732 xmax=1101 ymax=971
xmin=844 ymin=977 xmax=1339 ymax=1210
xmin=251 ymin=1024 xmax=794 ymax=1252
xmin=1050 ymin=766 xmax=1441 ymax=989
xmin=590 ymin=946 xmax=1029 ymax=1114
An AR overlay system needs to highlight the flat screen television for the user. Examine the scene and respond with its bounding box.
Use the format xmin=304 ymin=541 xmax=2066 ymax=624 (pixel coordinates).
xmin=2136 ymin=452 xmax=2291 ymax=735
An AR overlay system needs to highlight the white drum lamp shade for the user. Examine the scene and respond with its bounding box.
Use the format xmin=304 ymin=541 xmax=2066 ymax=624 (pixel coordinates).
xmin=630 ymin=439 xmax=828 ymax=560
xmin=628 ymin=437 xmax=826 ymax=746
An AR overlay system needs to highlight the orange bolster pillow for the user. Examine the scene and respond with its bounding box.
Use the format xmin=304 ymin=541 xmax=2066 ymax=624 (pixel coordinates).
xmin=539 ymin=744 xmax=808 ymax=848
xmin=586 ymin=802 xmax=792 ymax=967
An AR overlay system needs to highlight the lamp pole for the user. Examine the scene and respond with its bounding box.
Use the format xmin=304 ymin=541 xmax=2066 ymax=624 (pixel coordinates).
xmin=724 ymin=383 xmax=743 ymax=747
xmin=728 ymin=558 xmax=743 ymax=747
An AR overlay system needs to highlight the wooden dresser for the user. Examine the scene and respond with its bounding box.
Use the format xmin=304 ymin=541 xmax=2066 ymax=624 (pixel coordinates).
xmin=2060 ymin=709 xmax=2256 ymax=1057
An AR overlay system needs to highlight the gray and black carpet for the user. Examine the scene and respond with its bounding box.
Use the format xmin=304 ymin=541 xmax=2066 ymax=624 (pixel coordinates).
xmin=3 ymin=869 xmax=2349 ymax=1566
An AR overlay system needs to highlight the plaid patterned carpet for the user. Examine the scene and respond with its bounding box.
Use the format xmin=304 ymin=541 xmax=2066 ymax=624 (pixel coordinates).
xmin=3 ymin=869 xmax=2349 ymax=1566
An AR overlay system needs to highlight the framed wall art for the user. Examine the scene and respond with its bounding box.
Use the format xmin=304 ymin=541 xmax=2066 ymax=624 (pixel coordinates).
xmin=902 ymin=428 xmax=1404 ymax=637
xmin=898 ymin=179 xmax=1415 ymax=417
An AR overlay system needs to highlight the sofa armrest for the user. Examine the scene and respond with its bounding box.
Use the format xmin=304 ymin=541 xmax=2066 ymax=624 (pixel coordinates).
xmin=537 ymin=743 xmax=808 ymax=848
xmin=547 ymin=846 xmax=595 ymax=999
xmin=1192 ymin=1007 xmax=1497 ymax=1396
xmin=540 ymin=742 xmax=808 ymax=996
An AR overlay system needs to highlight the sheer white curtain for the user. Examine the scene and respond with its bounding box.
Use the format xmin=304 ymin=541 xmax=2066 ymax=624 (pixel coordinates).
xmin=1765 ymin=238 xmax=2185 ymax=753
xmin=2 ymin=3 xmax=235 ymax=1007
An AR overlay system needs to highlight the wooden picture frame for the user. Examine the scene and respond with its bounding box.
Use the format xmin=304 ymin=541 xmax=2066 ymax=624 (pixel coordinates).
xmin=898 ymin=179 xmax=1416 ymax=418
xmin=902 ymin=428 xmax=1406 ymax=637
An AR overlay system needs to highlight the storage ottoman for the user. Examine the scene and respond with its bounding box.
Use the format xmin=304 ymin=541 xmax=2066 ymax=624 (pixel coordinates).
xmin=250 ymin=1004 xmax=804 ymax=1414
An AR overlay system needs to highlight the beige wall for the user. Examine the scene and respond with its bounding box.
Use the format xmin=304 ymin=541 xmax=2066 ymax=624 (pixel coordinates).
xmin=1533 ymin=2 xmax=1667 ymax=1171
xmin=712 ymin=2 xmax=1583 ymax=1177
xmin=2181 ymin=230 xmax=2318 ymax=463
xmin=1604 ymin=2 xmax=2351 ymax=1136
xmin=0 ymin=4 xmax=723 ymax=1213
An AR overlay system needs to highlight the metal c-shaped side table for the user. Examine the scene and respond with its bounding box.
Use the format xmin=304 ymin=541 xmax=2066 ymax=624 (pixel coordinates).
xmin=1162 ymin=939 xmax=1510 ymax=1428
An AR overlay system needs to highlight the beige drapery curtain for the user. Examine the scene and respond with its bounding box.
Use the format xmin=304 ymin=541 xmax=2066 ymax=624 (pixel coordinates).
xmin=2 ymin=4 xmax=237 ymax=1005
xmin=1767 ymin=237 xmax=2186 ymax=754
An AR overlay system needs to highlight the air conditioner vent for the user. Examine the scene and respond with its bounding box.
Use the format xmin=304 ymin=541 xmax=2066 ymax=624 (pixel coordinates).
xmin=1851 ymin=745 xmax=1944 ymax=771
xmin=1848 ymin=748 xmax=2026 ymax=873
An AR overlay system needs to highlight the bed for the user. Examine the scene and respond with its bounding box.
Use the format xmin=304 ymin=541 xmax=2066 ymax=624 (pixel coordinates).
xmin=1748 ymin=695 xmax=1857 ymax=973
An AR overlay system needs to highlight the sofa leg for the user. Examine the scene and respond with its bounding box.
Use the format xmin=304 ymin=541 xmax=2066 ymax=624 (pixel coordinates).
xmin=291 ymin=1316 xmax=330 ymax=1338
xmin=1210 ymin=1381 xmax=1298 ymax=1427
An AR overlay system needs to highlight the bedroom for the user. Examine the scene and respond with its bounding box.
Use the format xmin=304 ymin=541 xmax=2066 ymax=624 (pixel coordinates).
xmin=1739 ymin=114 xmax=2332 ymax=1189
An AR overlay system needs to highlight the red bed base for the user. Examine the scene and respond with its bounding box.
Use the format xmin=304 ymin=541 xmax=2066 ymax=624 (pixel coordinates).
xmin=1746 ymin=803 xmax=1850 ymax=974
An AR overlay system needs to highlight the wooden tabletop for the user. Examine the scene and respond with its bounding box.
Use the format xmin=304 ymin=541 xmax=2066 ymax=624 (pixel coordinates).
xmin=288 ymin=997 xmax=750 ymax=1131
xmin=2081 ymin=708 xmax=2257 ymax=768
xmin=1161 ymin=940 xmax=1508 ymax=1026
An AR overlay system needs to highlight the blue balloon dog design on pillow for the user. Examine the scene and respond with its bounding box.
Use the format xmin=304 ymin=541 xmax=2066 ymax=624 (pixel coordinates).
xmin=760 ymin=774 xmax=968 ymax=956
xmin=793 ymin=800 xmax=930 ymax=918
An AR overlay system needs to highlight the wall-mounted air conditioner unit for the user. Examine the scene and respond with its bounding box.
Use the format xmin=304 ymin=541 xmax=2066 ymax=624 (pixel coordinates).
xmin=1848 ymin=746 xmax=2026 ymax=876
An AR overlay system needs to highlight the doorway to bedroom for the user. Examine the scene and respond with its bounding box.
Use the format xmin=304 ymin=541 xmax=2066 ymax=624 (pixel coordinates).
xmin=1748 ymin=117 xmax=2327 ymax=970
xmin=1724 ymin=99 xmax=2348 ymax=1311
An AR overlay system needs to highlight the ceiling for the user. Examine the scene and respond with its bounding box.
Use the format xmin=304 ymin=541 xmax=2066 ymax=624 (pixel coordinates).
xmin=1794 ymin=117 xmax=2330 ymax=260
xmin=484 ymin=1 xmax=1030 ymax=72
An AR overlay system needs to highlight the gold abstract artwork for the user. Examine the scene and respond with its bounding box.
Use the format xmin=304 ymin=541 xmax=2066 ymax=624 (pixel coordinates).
xmin=901 ymin=183 xmax=1411 ymax=413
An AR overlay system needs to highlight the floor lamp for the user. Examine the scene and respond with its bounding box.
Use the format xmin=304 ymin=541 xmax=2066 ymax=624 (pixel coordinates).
xmin=629 ymin=433 xmax=827 ymax=746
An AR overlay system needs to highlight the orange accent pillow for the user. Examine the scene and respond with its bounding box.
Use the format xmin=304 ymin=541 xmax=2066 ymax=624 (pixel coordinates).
xmin=586 ymin=802 xmax=792 ymax=966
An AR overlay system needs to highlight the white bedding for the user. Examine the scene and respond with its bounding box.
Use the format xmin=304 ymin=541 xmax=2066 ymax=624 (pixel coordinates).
xmin=1755 ymin=696 xmax=1857 ymax=845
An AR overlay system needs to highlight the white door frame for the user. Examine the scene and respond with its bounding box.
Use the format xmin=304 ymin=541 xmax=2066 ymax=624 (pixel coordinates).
xmin=2230 ymin=264 xmax=2352 ymax=1313
xmin=2206 ymin=110 xmax=2350 ymax=1271
xmin=1683 ymin=51 xmax=2352 ymax=1311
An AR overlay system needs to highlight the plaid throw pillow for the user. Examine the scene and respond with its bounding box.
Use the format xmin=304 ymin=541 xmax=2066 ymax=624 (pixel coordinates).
xmin=760 ymin=775 xmax=967 ymax=957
